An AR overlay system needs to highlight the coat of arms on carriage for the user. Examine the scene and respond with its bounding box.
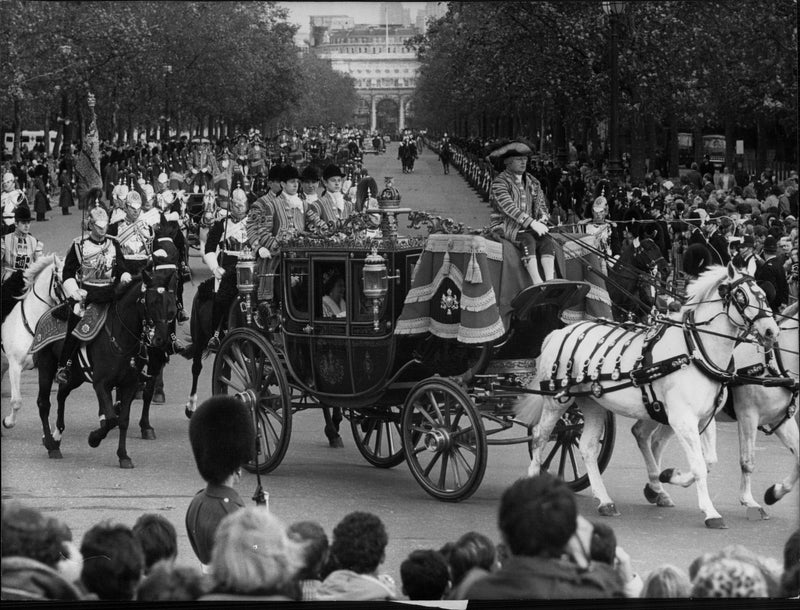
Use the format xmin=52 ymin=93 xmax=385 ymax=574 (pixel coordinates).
xmin=319 ymin=350 xmax=344 ymax=385
xmin=440 ymin=288 xmax=459 ymax=316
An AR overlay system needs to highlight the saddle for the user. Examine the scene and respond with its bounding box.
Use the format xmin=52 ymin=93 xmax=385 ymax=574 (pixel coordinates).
xmin=29 ymin=303 xmax=109 ymax=354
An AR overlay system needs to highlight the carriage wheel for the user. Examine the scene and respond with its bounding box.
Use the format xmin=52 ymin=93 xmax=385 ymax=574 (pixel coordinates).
xmin=402 ymin=378 xmax=487 ymax=502
xmin=528 ymin=405 xmax=615 ymax=492
xmin=350 ymin=406 xmax=408 ymax=469
xmin=212 ymin=328 xmax=292 ymax=474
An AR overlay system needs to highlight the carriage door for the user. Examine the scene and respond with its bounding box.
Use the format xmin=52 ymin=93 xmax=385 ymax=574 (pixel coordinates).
xmin=310 ymin=257 xmax=351 ymax=394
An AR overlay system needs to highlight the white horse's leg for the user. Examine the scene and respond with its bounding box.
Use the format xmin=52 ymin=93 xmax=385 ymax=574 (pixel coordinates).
xmin=700 ymin=416 xmax=718 ymax=472
xmin=734 ymin=407 xmax=765 ymax=516
xmin=664 ymin=416 xmax=726 ymax=528
xmin=764 ymin=415 xmax=800 ymax=505
xmin=581 ymin=403 xmax=619 ymax=516
xmin=632 ymin=420 xmax=675 ymax=507
xmin=3 ymin=359 xmax=24 ymax=429
xmin=527 ymin=397 xmax=569 ymax=477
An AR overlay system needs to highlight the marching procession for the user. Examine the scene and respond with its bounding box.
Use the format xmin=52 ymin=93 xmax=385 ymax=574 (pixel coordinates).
xmin=2 ymin=0 xmax=799 ymax=604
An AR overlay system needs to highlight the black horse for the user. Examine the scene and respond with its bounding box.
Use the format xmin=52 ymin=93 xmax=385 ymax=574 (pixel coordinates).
xmin=607 ymin=237 xmax=670 ymax=322
xmin=34 ymin=272 xmax=176 ymax=468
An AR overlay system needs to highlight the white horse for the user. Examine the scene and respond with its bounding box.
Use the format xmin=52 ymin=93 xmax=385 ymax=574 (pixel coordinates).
xmin=637 ymin=301 xmax=798 ymax=519
xmin=1 ymin=254 xmax=65 ymax=429
xmin=518 ymin=264 xmax=780 ymax=529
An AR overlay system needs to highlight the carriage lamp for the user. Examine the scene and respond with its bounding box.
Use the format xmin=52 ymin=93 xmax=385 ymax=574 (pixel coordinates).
xmin=363 ymin=247 xmax=388 ymax=331
xmin=236 ymin=246 xmax=257 ymax=325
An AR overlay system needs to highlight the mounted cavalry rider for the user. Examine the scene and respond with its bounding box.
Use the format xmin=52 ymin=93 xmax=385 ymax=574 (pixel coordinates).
xmin=2 ymin=172 xmax=26 ymax=236
xmin=247 ymin=165 xmax=307 ymax=310
xmin=204 ymin=188 xmax=250 ymax=351
xmin=1 ymin=204 xmax=43 ymax=322
xmin=55 ymin=206 xmax=132 ymax=385
xmin=108 ymin=191 xmax=154 ymax=276
xmin=487 ymin=141 xmax=555 ymax=285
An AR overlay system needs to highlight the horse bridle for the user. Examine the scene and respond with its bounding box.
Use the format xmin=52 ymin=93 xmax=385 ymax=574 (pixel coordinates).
xmin=717 ymin=275 xmax=773 ymax=338
xmin=31 ymin=264 xmax=66 ymax=307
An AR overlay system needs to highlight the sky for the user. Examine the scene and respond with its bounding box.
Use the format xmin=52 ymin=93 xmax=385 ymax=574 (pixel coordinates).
xmin=278 ymin=2 xmax=430 ymax=42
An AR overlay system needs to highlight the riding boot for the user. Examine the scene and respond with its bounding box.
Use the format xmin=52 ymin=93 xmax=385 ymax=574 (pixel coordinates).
xmin=524 ymin=257 xmax=544 ymax=285
xmin=207 ymin=298 xmax=225 ymax=351
xmin=55 ymin=312 xmax=81 ymax=385
xmin=540 ymin=254 xmax=556 ymax=282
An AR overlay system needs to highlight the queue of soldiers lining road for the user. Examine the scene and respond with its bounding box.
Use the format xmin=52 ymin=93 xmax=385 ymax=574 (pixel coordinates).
xmin=1 ymin=114 xmax=798 ymax=601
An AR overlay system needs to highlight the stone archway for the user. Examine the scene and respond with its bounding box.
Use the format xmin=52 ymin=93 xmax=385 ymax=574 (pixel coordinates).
xmin=375 ymin=98 xmax=399 ymax=134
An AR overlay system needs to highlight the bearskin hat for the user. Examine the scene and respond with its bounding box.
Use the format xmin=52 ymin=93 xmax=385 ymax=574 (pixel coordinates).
xmin=682 ymin=243 xmax=712 ymax=277
xmin=188 ymin=396 xmax=255 ymax=485
xmin=13 ymin=204 xmax=32 ymax=222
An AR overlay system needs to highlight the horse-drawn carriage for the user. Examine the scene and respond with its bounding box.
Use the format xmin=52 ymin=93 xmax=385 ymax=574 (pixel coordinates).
xmin=211 ymin=204 xmax=618 ymax=501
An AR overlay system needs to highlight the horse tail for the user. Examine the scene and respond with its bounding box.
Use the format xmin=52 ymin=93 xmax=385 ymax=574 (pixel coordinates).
xmin=513 ymin=393 xmax=544 ymax=427
xmin=513 ymin=328 xmax=562 ymax=426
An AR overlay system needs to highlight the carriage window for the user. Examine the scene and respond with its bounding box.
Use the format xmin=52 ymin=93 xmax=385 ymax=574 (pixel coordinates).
xmin=316 ymin=261 xmax=347 ymax=320
xmin=352 ymin=260 xmax=388 ymax=323
xmin=286 ymin=261 xmax=309 ymax=318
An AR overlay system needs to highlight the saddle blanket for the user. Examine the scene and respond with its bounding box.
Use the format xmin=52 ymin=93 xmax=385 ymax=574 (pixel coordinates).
xmin=29 ymin=304 xmax=109 ymax=354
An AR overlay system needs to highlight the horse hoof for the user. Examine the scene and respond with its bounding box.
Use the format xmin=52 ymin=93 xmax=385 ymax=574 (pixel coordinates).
xmin=141 ymin=427 xmax=156 ymax=440
xmin=48 ymin=449 xmax=63 ymax=459
xmin=328 ymin=436 xmax=344 ymax=448
xmin=598 ymin=503 xmax=621 ymax=517
xmin=656 ymin=493 xmax=675 ymax=507
xmin=764 ymin=485 xmax=779 ymax=506
xmin=153 ymin=392 xmax=166 ymax=404
xmin=185 ymin=407 xmax=193 ymax=420
xmin=658 ymin=468 xmax=675 ymax=484
xmin=704 ymin=517 xmax=728 ymax=529
xmin=119 ymin=458 xmax=134 ymax=469
xmin=746 ymin=506 xmax=770 ymax=521
xmin=88 ymin=430 xmax=103 ymax=448
xmin=2 ymin=417 xmax=14 ymax=429
xmin=644 ymin=484 xmax=659 ymax=504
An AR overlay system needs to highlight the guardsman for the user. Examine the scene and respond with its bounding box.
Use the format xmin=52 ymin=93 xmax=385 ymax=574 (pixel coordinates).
xmin=1 ymin=205 xmax=43 ymax=322
xmin=247 ymin=165 xmax=307 ymax=306
xmin=488 ymin=140 xmax=555 ymax=285
xmin=2 ymin=172 xmax=25 ymax=235
xmin=247 ymin=134 xmax=268 ymax=178
xmin=306 ymin=164 xmax=353 ymax=232
xmin=107 ymin=191 xmax=154 ymax=276
xmin=579 ymin=195 xmax=616 ymax=268
xmin=233 ymin=133 xmax=250 ymax=180
xmin=204 ymin=188 xmax=250 ymax=350
xmin=55 ymin=206 xmax=132 ymax=385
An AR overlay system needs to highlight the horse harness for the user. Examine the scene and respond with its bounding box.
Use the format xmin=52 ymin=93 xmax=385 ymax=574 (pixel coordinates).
xmin=538 ymin=276 xmax=776 ymax=427
xmin=20 ymin=266 xmax=66 ymax=338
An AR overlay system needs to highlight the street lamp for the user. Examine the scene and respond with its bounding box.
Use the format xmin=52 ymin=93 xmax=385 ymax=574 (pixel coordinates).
xmin=602 ymin=1 xmax=627 ymax=181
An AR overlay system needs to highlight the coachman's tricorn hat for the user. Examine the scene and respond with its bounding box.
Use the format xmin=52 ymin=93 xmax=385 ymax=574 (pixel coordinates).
xmin=189 ymin=396 xmax=255 ymax=485
xmin=486 ymin=140 xmax=534 ymax=163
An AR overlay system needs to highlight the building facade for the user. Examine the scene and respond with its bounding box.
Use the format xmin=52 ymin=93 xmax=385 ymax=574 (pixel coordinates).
xmin=310 ymin=22 xmax=420 ymax=133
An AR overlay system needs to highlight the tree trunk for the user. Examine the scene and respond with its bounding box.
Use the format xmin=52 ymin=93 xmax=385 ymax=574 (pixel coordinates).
xmin=756 ymin=115 xmax=767 ymax=173
xmin=693 ymin=123 xmax=703 ymax=168
xmin=43 ymin=111 xmax=51 ymax=157
xmin=724 ymin=116 xmax=736 ymax=171
xmin=127 ymin=112 xmax=134 ymax=144
xmin=630 ymin=109 xmax=646 ymax=185
xmin=668 ymin=111 xmax=679 ymax=178
xmin=53 ymin=91 xmax=68 ymax=159
xmin=12 ymin=97 xmax=21 ymax=163
xmin=75 ymin=92 xmax=84 ymax=148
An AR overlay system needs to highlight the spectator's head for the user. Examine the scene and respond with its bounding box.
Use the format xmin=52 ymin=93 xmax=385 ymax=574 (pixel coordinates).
xmin=1 ymin=503 xmax=72 ymax=569
xmin=400 ymin=550 xmax=450 ymax=600
xmin=780 ymin=563 xmax=800 ymax=598
xmin=641 ymin=564 xmax=691 ymax=598
xmin=210 ymin=506 xmax=302 ymax=597
xmin=135 ymin=560 xmax=206 ymax=601
xmin=287 ymin=521 xmax=329 ymax=581
xmin=132 ymin=513 xmax=177 ymax=574
xmin=691 ymin=557 xmax=768 ymax=597
xmin=189 ymin=396 xmax=255 ymax=485
xmin=329 ymin=511 xmax=388 ymax=575
xmin=784 ymin=529 xmax=800 ymax=573
xmin=80 ymin=521 xmax=144 ymax=601
xmin=448 ymin=531 xmax=496 ymax=586
xmin=498 ymin=474 xmax=577 ymax=558
xmin=589 ymin=521 xmax=617 ymax=565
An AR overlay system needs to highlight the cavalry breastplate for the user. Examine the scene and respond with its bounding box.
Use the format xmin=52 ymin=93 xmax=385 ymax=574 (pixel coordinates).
xmin=116 ymin=219 xmax=152 ymax=259
xmin=77 ymin=238 xmax=116 ymax=285
xmin=222 ymin=218 xmax=249 ymax=254
xmin=2 ymin=191 xmax=22 ymax=224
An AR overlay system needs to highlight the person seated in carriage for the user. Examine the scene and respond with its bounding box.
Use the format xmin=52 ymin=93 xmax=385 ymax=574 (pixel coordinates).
xmin=487 ymin=141 xmax=556 ymax=286
xmin=204 ymin=188 xmax=250 ymax=351
xmin=1 ymin=204 xmax=43 ymax=323
xmin=55 ymin=206 xmax=133 ymax=385
xmin=246 ymin=165 xmax=308 ymax=315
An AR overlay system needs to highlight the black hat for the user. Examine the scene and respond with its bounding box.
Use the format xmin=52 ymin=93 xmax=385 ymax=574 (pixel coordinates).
xmin=741 ymin=234 xmax=755 ymax=248
xmin=762 ymin=235 xmax=778 ymax=254
xmin=682 ymin=243 xmax=712 ymax=277
xmin=268 ymin=165 xmax=283 ymax=182
xmin=322 ymin=164 xmax=345 ymax=181
xmin=188 ymin=396 xmax=255 ymax=485
xmin=300 ymin=165 xmax=320 ymax=183
xmin=13 ymin=204 xmax=31 ymax=222
xmin=281 ymin=165 xmax=300 ymax=182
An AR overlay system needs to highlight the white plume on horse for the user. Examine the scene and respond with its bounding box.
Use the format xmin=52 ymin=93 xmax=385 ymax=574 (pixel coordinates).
xmin=519 ymin=264 xmax=781 ymax=529
xmin=1 ymin=253 xmax=64 ymax=430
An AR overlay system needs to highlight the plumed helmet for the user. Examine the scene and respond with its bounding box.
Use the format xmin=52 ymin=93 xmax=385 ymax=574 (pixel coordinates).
xmin=188 ymin=396 xmax=255 ymax=485
xmin=88 ymin=206 xmax=109 ymax=228
xmin=231 ymin=188 xmax=248 ymax=206
xmin=157 ymin=172 xmax=169 ymax=185
xmin=2 ymin=172 xmax=15 ymax=188
xmin=142 ymin=184 xmax=155 ymax=202
xmin=322 ymin=164 xmax=344 ymax=181
xmin=592 ymin=196 xmax=608 ymax=212
xmin=112 ymin=183 xmax=129 ymax=202
xmin=13 ymin=204 xmax=32 ymax=222
xmin=161 ymin=190 xmax=176 ymax=206
xmin=125 ymin=191 xmax=142 ymax=209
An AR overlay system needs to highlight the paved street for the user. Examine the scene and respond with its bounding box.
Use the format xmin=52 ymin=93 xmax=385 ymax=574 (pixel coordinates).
xmin=2 ymin=144 xmax=797 ymax=582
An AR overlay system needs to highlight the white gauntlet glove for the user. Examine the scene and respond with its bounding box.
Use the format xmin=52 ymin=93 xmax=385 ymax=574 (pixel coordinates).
xmin=120 ymin=272 xmax=132 ymax=285
xmin=529 ymin=220 xmax=549 ymax=236
xmin=63 ymin=278 xmax=85 ymax=302
xmin=258 ymin=247 xmax=271 ymax=259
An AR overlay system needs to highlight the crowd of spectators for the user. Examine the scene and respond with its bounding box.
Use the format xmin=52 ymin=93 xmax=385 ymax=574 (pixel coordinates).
xmin=2 ymin=475 xmax=797 ymax=601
